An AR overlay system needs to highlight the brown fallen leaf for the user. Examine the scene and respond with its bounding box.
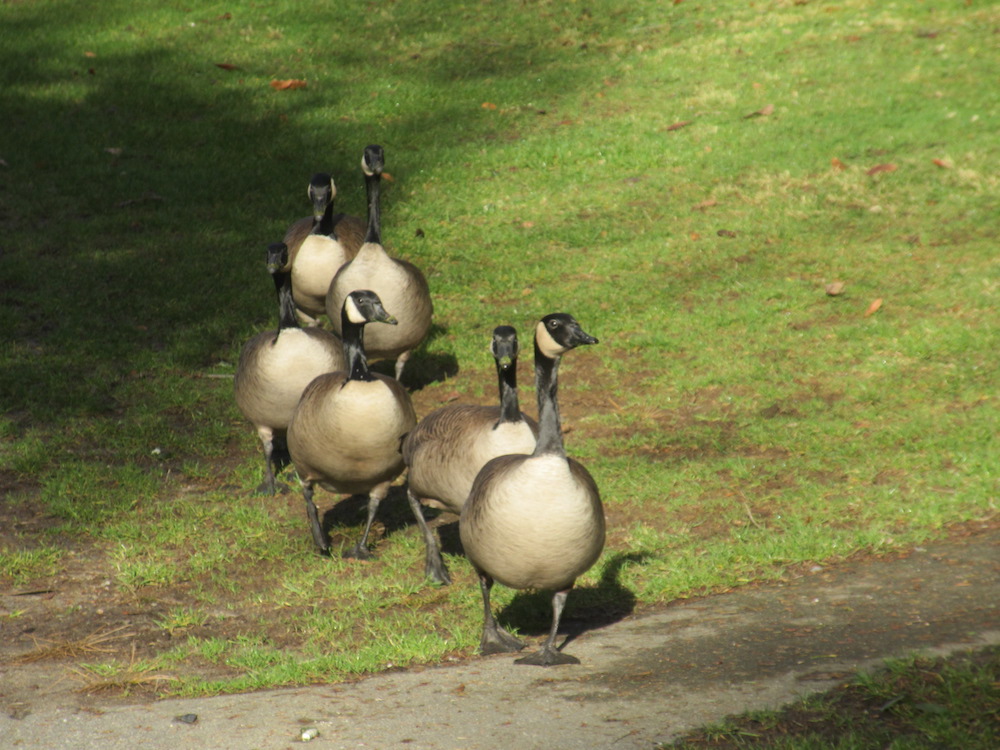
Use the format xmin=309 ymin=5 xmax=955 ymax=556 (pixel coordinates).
xmin=825 ymin=281 xmax=846 ymax=296
xmin=831 ymin=157 xmax=847 ymax=171
xmin=864 ymin=298 xmax=883 ymax=317
xmin=866 ymin=163 xmax=897 ymax=176
xmin=717 ymin=229 xmax=737 ymax=238
xmin=215 ymin=62 xmax=239 ymax=71
xmin=381 ymin=172 xmax=395 ymax=183
xmin=666 ymin=120 xmax=693 ymax=132
xmin=932 ymin=158 xmax=952 ymax=169
xmin=270 ymin=79 xmax=307 ymax=91
xmin=481 ymin=101 xmax=497 ymax=110
xmin=693 ymin=198 xmax=718 ymax=211
xmin=744 ymin=103 xmax=774 ymax=119
xmin=84 ymin=51 xmax=97 ymax=58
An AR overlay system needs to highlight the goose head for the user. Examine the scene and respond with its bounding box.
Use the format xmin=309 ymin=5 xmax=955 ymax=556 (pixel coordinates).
xmin=343 ymin=289 xmax=398 ymax=327
xmin=361 ymin=145 xmax=385 ymax=178
xmin=266 ymin=241 xmax=290 ymax=275
xmin=307 ymin=173 xmax=335 ymax=221
xmin=535 ymin=313 xmax=599 ymax=359
xmin=491 ymin=325 xmax=519 ymax=372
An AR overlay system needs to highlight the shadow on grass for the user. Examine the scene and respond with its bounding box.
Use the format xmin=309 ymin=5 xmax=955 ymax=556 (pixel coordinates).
xmin=1 ymin=2 xmax=607 ymax=430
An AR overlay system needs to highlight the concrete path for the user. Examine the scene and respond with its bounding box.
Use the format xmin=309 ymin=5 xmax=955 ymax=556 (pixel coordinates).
xmin=3 ymin=530 xmax=997 ymax=749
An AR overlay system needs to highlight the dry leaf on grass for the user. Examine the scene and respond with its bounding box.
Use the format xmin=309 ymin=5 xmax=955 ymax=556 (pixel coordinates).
xmin=744 ymin=103 xmax=774 ymax=119
xmin=864 ymin=298 xmax=883 ymax=316
xmin=270 ymin=79 xmax=307 ymax=91
xmin=666 ymin=120 xmax=693 ymax=131
xmin=831 ymin=157 xmax=848 ymax=171
xmin=215 ymin=62 xmax=239 ymax=71
xmin=481 ymin=102 xmax=497 ymax=110
xmin=866 ymin=163 xmax=897 ymax=176
xmin=932 ymin=158 xmax=952 ymax=169
xmin=826 ymin=281 xmax=846 ymax=296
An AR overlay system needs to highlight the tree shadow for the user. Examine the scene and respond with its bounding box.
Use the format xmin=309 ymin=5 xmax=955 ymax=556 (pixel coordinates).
xmin=495 ymin=552 xmax=651 ymax=643
xmin=0 ymin=2 xmax=611 ymax=428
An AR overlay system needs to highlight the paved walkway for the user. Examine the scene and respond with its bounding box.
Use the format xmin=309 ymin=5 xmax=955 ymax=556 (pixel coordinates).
xmin=2 ymin=529 xmax=997 ymax=749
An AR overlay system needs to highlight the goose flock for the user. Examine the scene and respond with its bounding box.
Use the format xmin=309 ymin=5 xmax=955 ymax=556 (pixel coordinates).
xmin=233 ymin=145 xmax=605 ymax=666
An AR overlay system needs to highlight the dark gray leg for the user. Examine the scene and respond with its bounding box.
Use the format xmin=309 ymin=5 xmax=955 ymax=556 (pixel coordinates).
xmin=302 ymin=480 xmax=330 ymax=556
xmin=515 ymin=588 xmax=580 ymax=666
xmin=254 ymin=426 xmax=279 ymax=496
xmin=343 ymin=485 xmax=386 ymax=560
xmin=478 ymin=574 xmax=524 ymax=655
xmin=406 ymin=489 xmax=450 ymax=585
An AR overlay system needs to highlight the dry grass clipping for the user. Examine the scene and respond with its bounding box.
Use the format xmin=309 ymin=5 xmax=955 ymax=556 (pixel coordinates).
xmin=12 ymin=625 xmax=134 ymax=664
xmin=69 ymin=643 xmax=178 ymax=696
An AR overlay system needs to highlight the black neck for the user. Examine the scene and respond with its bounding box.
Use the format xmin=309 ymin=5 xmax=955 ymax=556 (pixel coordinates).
xmin=274 ymin=271 xmax=300 ymax=332
xmin=340 ymin=309 xmax=374 ymax=382
xmin=532 ymin=340 xmax=564 ymax=455
xmin=316 ymin=200 xmax=335 ymax=235
xmin=363 ymin=169 xmax=381 ymax=244
xmin=496 ymin=358 xmax=522 ymax=424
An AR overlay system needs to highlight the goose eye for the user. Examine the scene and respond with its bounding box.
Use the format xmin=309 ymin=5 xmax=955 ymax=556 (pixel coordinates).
xmin=548 ymin=319 xmax=559 ymax=329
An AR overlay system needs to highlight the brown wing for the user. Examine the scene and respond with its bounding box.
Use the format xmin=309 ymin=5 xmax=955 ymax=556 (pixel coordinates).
xmin=282 ymin=216 xmax=314 ymax=266
xmin=331 ymin=214 xmax=366 ymax=259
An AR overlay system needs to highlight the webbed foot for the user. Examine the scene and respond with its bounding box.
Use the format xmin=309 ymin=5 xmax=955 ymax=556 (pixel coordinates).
xmin=515 ymin=645 xmax=580 ymax=667
xmin=480 ymin=625 xmax=524 ymax=655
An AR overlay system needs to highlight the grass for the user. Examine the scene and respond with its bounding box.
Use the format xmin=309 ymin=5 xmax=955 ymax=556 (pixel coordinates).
xmin=667 ymin=646 xmax=1000 ymax=749
xmin=0 ymin=0 xmax=997 ymax=707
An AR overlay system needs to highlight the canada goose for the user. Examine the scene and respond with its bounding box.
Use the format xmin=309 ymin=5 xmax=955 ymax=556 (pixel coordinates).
xmin=459 ymin=313 xmax=603 ymax=666
xmin=325 ymin=145 xmax=432 ymax=381
xmin=403 ymin=325 xmax=538 ymax=518
xmin=233 ymin=241 xmax=345 ymax=495
xmin=287 ymin=290 xmax=448 ymax=583
xmin=283 ymin=173 xmax=365 ymax=326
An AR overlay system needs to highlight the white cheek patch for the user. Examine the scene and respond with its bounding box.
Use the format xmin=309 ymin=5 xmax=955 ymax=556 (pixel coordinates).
xmin=535 ymin=321 xmax=567 ymax=358
xmin=328 ymin=178 xmax=336 ymax=198
xmin=344 ymin=294 xmax=367 ymax=324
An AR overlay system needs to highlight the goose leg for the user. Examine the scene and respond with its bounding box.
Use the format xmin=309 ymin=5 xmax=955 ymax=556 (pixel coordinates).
xmin=405 ymin=489 xmax=450 ymax=585
xmin=344 ymin=482 xmax=389 ymax=560
xmin=302 ymin=480 xmax=331 ymax=556
xmin=254 ymin=426 xmax=279 ymax=496
xmin=477 ymin=573 xmax=524 ymax=655
xmin=515 ymin=587 xmax=580 ymax=667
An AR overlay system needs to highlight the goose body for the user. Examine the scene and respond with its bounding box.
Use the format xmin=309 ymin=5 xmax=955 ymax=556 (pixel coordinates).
xmin=325 ymin=146 xmax=432 ymax=380
xmin=403 ymin=326 xmax=538 ymax=515
xmin=283 ymin=173 xmax=365 ymax=325
xmin=460 ymin=313 xmax=604 ymax=666
xmin=234 ymin=242 xmax=345 ymax=495
xmin=286 ymin=292 xmax=448 ymax=583
xmin=461 ymin=453 xmax=601 ymax=591
xmin=289 ymin=373 xmax=415 ymax=498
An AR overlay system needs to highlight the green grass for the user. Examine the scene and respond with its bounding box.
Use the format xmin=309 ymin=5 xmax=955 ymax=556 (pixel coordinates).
xmin=667 ymin=646 xmax=1000 ymax=749
xmin=1 ymin=0 xmax=997 ymax=700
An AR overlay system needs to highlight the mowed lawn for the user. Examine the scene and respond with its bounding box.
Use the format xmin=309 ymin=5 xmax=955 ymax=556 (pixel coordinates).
xmin=0 ymin=0 xmax=996 ymax=694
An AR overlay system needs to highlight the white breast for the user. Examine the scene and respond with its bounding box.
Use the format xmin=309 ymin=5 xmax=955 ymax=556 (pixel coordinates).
xmin=292 ymin=235 xmax=350 ymax=313
xmin=461 ymin=454 xmax=604 ymax=591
